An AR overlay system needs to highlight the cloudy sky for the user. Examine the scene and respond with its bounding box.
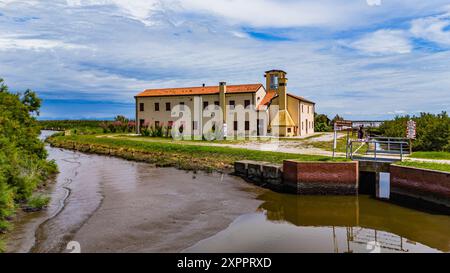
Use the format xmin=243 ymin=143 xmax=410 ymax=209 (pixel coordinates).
xmin=0 ymin=0 xmax=449 ymax=120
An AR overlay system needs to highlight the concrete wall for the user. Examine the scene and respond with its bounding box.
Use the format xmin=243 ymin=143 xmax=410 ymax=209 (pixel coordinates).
xmin=283 ymin=160 xmax=359 ymax=194
xmin=390 ymin=165 xmax=450 ymax=209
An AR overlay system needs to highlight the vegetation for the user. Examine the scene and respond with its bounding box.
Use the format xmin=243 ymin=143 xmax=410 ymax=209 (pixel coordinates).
xmin=99 ymin=115 xmax=135 ymax=134
xmin=0 ymin=78 xmax=57 ymax=250
xmin=395 ymin=161 xmax=450 ymax=173
xmin=410 ymin=151 xmax=450 ymax=160
xmin=47 ymin=134 xmax=347 ymax=172
xmin=23 ymin=195 xmax=51 ymax=212
xmin=378 ymin=112 xmax=450 ymax=152
xmin=39 ymin=119 xmax=106 ymax=130
xmin=314 ymin=113 xmax=333 ymax=132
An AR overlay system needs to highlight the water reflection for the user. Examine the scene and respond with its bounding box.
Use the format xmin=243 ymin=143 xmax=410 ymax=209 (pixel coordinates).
xmin=185 ymin=193 xmax=450 ymax=253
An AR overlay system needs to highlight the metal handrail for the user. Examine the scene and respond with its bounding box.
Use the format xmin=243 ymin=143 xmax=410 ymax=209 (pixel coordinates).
xmin=348 ymin=138 xmax=409 ymax=161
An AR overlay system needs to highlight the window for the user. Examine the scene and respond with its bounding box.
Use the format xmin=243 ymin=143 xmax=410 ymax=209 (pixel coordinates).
xmin=287 ymin=128 xmax=292 ymax=133
xmin=244 ymin=100 xmax=250 ymax=108
xmin=233 ymin=121 xmax=238 ymax=131
xmin=270 ymin=75 xmax=278 ymax=90
xmin=203 ymin=101 xmax=209 ymax=109
xmin=229 ymin=100 xmax=235 ymax=110
xmin=245 ymin=121 xmax=250 ymax=131
xmin=166 ymin=102 xmax=171 ymax=111
xmin=139 ymin=119 xmax=145 ymax=128
xmin=155 ymin=121 xmax=160 ymax=127
xmin=302 ymin=122 xmax=304 ymax=130
xmin=301 ymin=105 xmax=304 ymax=113
xmin=192 ymin=121 xmax=198 ymax=130
xmin=154 ymin=102 xmax=159 ymax=111
xmin=214 ymin=101 xmax=220 ymax=106
xmin=139 ymin=103 xmax=144 ymax=112
xmin=180 ymin=102 xmax=185 ymax=110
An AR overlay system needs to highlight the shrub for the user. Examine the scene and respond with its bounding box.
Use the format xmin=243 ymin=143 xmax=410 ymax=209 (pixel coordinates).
xmin=379 ymin=112 xmax=450 ymax=151
xmin=0 ymin=78 xmax=57 ymax=232
xmin=23 ymin=195 xmax=51 ymax=212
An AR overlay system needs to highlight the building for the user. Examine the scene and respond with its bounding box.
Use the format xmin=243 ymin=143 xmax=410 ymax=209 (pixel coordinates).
xmin=135 ymin=70 xmax=315 ymax=137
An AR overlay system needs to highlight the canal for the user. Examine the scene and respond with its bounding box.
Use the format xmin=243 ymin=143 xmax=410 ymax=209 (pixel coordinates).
xmin=5 ymin=131 xmax=450 ymax=253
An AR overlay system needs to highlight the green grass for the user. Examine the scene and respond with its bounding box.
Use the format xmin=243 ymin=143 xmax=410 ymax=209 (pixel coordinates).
xmin=23 ymin=195 xmax=50 ymax=212
xmin=395 ymin=161 xmax=450 ymax=172
xmin=48 ymin=135 xmax=347 ymax=172
xmin=410 ymin=151 xmax=450 ymax=160
xmin=0 ymin=238 xmax=5 ymax=253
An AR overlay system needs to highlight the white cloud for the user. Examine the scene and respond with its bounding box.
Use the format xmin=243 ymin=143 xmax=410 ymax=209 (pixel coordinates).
xmin=411 ymin=10 xmax=450 ymax=46
xmin=0 ymin=0 xmax=449 ymax=119
xmin=348 ymin=29 xmax=412 ymax=55
xmin=366 ymin=0 xmax=382 ymax=7
xmin=0 ymin=35 xmax=86 ymax=51
xmin=66 ymin=0 xmax=162 ymax=25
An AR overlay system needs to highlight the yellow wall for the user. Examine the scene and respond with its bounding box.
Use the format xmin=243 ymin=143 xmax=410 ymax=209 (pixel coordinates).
xmin=136 ymin=87 xmax=265 ymax=136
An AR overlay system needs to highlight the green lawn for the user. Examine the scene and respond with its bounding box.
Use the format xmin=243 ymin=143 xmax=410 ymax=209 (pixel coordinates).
xmin=48 ymin=135 xmax=347 ymax=172
xmin=409 ymin=151 xmax=450 ymax=160
xmin=395 ymin=161 xmax=450 ymax=172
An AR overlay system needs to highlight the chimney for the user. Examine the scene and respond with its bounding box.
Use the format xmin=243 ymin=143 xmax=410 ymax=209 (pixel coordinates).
xmin=219 ymin=82 xmax=227 ymax=123
xmin=278 ymin=77 xmax=287 ymax=111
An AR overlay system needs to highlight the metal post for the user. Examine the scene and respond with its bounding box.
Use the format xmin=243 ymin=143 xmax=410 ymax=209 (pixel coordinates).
xmin=332 ymin=129 xmax=337 ymax=159
xmin=346 ymin=130 xmax=349 ymax=159
xmin=400 ymin=143 xmax=403 ymax=161
xmin=374 ymin=141 xmax=377 ymax=160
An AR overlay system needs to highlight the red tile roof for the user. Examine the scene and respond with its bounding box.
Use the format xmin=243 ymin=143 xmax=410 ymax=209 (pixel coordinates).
xmin=257 ymin=90 xmax=277 ymax=110
xmin=136 ymin=83 xmax=263 ymax=97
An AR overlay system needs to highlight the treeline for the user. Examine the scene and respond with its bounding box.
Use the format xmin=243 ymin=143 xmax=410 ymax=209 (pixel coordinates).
xmin=0 ymin=79 xmax=57 ymax=249
xmin=39 ymin=119 xmax=107 ymax=131
xmin=314 ymin=113 xmax=347 ymax=132
xmin=39 ymin=116 xmax=136 ymax=135
xmin=379 ymin=112 xmax=450 ymax=152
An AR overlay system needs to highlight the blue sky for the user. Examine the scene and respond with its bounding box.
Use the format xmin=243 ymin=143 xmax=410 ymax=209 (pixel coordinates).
xmin=0 ymin=0 xmax=449 ymax=120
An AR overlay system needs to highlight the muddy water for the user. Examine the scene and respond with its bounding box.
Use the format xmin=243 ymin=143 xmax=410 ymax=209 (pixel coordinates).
xmin=5 ymin=131 xmax=450 ymax=253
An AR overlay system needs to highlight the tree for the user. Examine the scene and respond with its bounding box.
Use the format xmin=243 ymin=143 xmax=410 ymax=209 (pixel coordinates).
xmin=314 ymin=113 xmax=332 ymax=132
xmin=379 ymin=112 xmax=450 ymax=151
xmin=21 ymin=89 xmax=42 ymax=116
xmin=0 ymin=78 xmax=57 ymax=235
xmin=331 ymin=114 xmax=344 ymax=125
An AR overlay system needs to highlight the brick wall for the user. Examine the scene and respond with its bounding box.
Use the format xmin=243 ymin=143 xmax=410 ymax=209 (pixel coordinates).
xmin=390 ymin=165 xmax=450 ymax=208
xmin=283 ymin=161 xmax=359 ymax=195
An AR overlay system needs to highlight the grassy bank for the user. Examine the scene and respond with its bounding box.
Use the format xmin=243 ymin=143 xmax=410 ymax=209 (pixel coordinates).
xmin=395 ymin=161 xmax=450 ymax=173
xmin=47 ymin=135 xmax=347 ymax=172
xmin=410 ymin=151 xmax=450 ymax=160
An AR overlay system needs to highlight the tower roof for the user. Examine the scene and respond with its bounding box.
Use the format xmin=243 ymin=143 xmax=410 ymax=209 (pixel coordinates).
xmin=265 ymin=69 xmax=287 ymax=74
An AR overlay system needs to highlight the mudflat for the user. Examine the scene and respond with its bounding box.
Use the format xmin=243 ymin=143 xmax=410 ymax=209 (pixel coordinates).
xmin=7 ymin=145 xmax=265 ymax=253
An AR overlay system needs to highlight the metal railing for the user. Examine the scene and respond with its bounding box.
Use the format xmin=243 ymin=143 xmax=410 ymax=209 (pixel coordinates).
xmin=347 ymin=137 xmax=410 ymax=161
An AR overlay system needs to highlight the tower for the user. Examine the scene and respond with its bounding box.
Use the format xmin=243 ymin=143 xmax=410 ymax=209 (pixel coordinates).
xmin=264 ymin=70 xmax=287 ymax=110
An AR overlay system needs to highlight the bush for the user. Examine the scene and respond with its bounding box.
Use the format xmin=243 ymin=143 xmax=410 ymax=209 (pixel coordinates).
xmin=0 ymin=78 xmax=57 ymax=233
xmin=379 ymin=112 xmax=450 ymax=151
xmin=314 ymin=113 xmax=333 ymax=132
xmin=23 ymin=195 xmax=51 ymax=212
